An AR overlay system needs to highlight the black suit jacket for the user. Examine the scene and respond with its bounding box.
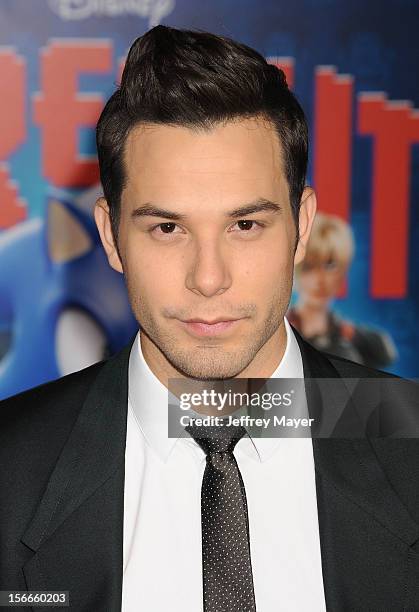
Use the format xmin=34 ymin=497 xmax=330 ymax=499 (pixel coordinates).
xmin=1 ymin=326 xmax=419 ymax=611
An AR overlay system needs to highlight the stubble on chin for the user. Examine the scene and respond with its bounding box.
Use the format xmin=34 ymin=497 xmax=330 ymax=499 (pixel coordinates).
xmin=127 ymin=272 xmax=291 ymax=380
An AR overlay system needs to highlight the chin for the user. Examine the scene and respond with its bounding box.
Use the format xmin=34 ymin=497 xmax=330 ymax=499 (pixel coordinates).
xmin=178 ymin=362 xmax=242 ymax=381
xmin=168 ymin=348 xmax=249 ymax=381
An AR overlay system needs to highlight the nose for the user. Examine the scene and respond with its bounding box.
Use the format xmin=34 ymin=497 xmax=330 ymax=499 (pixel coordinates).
xmin=185 ymin=239 xmax=232 ymax=297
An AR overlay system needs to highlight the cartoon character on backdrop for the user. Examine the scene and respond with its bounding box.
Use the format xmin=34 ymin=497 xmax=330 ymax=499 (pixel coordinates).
xmin=287 ymin=211 xmax=398 ymax=370
xmin=0 ymin=186 xmax=138 ymax=400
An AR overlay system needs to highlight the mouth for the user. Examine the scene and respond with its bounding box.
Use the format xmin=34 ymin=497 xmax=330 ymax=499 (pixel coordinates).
xmin=178 ymin=318 xmax=245 ymax=337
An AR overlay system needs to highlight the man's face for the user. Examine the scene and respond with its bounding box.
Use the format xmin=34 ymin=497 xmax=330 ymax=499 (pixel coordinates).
xmin=95 ymin=116 xmax=316 ymax=380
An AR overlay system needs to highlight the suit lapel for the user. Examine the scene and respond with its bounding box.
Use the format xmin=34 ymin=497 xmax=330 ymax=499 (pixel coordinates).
xmin=20 ymin=334 xmax=136 ymax=611
xmin=292 ymin=325 xmax=419 ymax=608
xmin=292 ymin=325 xmax=419 ymax=546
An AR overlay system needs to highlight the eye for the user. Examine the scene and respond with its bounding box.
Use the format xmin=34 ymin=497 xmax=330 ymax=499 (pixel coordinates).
xmin=149 ymin=219 xmax=265 ymax=238
xmin=231 ymin=220 xmax=265 ymax=233
xmin=149 ymin=222 xmax=181 ymax=236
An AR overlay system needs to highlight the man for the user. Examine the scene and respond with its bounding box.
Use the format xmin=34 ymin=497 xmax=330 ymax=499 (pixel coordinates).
xmin=1 ymin=25 xmax=419 ymax=612
xmin=287 ymin=211 xmax=398 ymax=369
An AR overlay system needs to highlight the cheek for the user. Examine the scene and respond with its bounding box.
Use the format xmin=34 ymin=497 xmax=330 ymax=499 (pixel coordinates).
xmin=238 ymin=251 xmax=292 ymax=300
xmin=130 ymin=261 xmax=175 ymax=294
xmin=126 ymin=239 xmax=172 ymax=275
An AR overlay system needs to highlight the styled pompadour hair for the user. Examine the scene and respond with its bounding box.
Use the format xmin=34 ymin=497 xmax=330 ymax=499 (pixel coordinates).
xmin=96 ymin=25 xmax=308 ymax=245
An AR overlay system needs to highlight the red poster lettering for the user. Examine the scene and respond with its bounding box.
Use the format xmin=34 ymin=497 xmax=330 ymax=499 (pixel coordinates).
xmin=0 ymin=50 xmax=26 ymax=228
xmin=313 ymin=67 xmax=353 ymax=296
xmin=33 ymin=41 xmax=112 ymax=187
xmin=358 ymin=93 xmax=419 ymax=297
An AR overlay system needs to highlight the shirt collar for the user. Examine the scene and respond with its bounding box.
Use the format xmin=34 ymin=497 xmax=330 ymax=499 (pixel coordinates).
xmin=128 ymin=316 xmax=305 ymax=463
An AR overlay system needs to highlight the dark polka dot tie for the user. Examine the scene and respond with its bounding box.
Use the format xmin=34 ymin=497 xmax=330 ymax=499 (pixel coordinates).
xmin=185 ymin=420 xmax=257 ymax=612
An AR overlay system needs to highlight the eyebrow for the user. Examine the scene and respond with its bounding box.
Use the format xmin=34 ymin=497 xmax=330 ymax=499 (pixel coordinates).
xmin=130 ymin=197 xmax=282 ymax=221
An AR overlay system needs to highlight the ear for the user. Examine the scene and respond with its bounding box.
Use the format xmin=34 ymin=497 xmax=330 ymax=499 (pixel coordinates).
xmin=294 ymin=187 xmax=317 ymax=266
xmin=94 ymin=197 xmax=123 ymax=274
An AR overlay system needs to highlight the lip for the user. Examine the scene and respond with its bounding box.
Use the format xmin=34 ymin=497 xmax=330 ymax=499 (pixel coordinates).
xmin=183 ymin=317 xmax=239 ymax=324
xmin=179 ymin=318 xmax=244 ymax=337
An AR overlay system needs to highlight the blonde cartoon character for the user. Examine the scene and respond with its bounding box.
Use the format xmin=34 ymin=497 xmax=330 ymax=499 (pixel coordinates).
xmin=288 ymin=212 xmax=397 ymax=369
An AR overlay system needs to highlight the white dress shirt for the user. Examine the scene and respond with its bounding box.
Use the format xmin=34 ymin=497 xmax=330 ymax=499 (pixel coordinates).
xmin=121 ymin=316 xmax=327 ymax=611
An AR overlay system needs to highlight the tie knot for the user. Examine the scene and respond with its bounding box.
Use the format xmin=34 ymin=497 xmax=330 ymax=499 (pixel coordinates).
xmin=185 ymin=419 xmax=247 ymax=455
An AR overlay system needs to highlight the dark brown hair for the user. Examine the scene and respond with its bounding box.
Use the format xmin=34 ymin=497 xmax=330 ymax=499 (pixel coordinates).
xmin=96 ymin=25 xmax=308 ymax=244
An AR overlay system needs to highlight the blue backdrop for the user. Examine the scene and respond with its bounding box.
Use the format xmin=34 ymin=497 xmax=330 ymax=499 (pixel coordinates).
xmin=0 ymin=0 xmax=418 ymax=398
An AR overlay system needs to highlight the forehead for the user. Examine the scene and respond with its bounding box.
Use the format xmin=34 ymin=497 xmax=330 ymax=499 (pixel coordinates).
xmin=122 ymin=116 xmax=286 ymax=194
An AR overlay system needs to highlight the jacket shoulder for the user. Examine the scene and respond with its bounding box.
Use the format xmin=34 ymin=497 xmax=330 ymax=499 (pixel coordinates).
xmin=321 ymin=350 xmax=400 ymax=379
xmin=0 ymin=359 xmax=107 ymax=443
